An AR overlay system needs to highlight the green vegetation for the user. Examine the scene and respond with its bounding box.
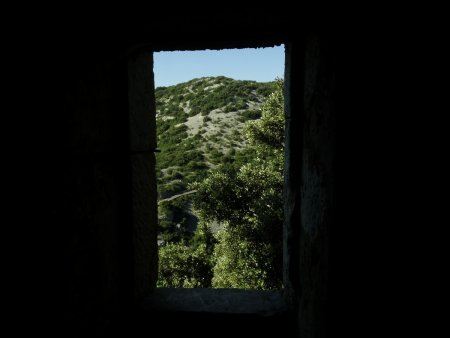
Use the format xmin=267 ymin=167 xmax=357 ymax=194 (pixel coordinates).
xmin=155 ymin=76 xmax=276 ymax=214
xmin=158 ymin=243 xmax=213 ymax=288
xmin=155 ymin=76 xmax=284 ymax=289
xmin=192 ymin=80 xmax=284 ymax=289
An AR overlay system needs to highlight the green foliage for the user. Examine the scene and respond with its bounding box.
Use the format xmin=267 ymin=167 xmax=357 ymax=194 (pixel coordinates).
xmin=239 ymin=109 xmax=261 ymax=121
xmin=212 ymin=227 xmax=281 ymax=289
xmin=245 ymin=79 xmax=285 ymax=150
xmin=191 ymin=160 xmax=283 ymax=289
xmin=156 ymin=76 xmax=275 ymax=118
xmin=157 ymin=243 xmax=213 ymax=288
xmin=158 ymin=198 xmax=193 ymax=243
xmin=155 ymin=76 xmax=285 ymax=289
xmin=154 ymin=77 xmax=276 ymax=189
xmin=192 ymin=162 xmax=283 ymax=227
xmin=191 ymin=80 xmax=285 ymax=289
xmin=255 ymin=81 xmax=277 ymax=97
xmin=159 ymin=180 xmax=186 ymax=199
xmin=191 ymin=220 xmax=216 ymax=254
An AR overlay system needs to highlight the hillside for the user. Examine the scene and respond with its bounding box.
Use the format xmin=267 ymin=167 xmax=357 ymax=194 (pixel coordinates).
xmin=155 ymin=76 xmax=277 ymax=243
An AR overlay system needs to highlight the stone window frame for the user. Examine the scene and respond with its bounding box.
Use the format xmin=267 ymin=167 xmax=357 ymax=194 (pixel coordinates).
xmin=127 ymin=42 xmax=300 ymax=314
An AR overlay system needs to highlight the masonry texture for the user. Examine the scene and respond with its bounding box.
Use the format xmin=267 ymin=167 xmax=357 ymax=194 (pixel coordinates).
xmin=23 ymin=8 xmax=345 ymax=338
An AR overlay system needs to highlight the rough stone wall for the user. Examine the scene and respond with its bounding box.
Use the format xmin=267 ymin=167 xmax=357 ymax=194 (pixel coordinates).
xmin=56 ymin=37 xmax=334 ymax=337
xmin=284 ymin=34 xmax=335 ymax=338
xmin=283 ymin=41 xmax=303 ymax=308
xmin=21 ymin=12 xmax=336 ymax=337
xmin=16 ymin=10 xmax=417 ymax=337
xmin=43 ymin=56 xmax=142 ymax=337
xmin=297 ymin=33 xmax=335 ymax=338
xmin=51 ymin=50 xmax=160 ymax=335
xmin=127 ymin=49 xmax=158 ymax=300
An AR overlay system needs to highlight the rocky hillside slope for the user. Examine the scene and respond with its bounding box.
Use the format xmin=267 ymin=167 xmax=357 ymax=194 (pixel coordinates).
xmin=155 ymin=76 xmax=277 ymax=243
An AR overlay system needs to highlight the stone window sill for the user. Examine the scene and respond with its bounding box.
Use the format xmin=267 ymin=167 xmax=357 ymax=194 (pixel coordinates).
xmin=142 ymin=288 xmax=287 ymax=316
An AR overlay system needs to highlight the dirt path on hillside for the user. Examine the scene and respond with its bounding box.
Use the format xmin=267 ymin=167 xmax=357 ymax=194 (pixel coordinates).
xmin=158 ymin=190 xmax=197 ymax=204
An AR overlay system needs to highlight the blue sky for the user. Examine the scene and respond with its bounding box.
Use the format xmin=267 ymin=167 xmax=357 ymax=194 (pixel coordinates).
xmin=153 ymin=45 xmax=285 ymax=88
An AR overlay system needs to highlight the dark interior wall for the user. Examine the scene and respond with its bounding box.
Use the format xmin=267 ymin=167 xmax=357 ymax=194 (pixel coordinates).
xmin=57 ymin=55 xmax=135 ymax=330
xmin=12 ymin=7 xmax=431 ymax=337
xmin=127 ymin=49 xmax=158 ymax=300
xmin=283 ymin=33 xmax=335 ymax=338
xmin=298 ymin=33 xmax=335 ymax=338
xmin=19 ymin=9 xmax=343 ymax=338
xmin=19 ymin=46 xmax=134 ymax=335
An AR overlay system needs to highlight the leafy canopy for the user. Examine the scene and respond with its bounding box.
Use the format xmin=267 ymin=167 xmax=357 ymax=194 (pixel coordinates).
xmin=157 ymin=78 xmax=285 ymax=289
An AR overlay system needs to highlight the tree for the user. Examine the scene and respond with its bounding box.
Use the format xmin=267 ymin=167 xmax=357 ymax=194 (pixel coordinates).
xmin=157 ymin=242 xmax=213 ymax=288
xmin=191 ymin=79 xmax=284 ymax=289
xmin=245 ymin=79 xmax=284 ymax=150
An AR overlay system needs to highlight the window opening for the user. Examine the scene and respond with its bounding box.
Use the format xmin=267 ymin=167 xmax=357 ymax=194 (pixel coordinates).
xmin=153 ymin=46 xmax=285 ymax=289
